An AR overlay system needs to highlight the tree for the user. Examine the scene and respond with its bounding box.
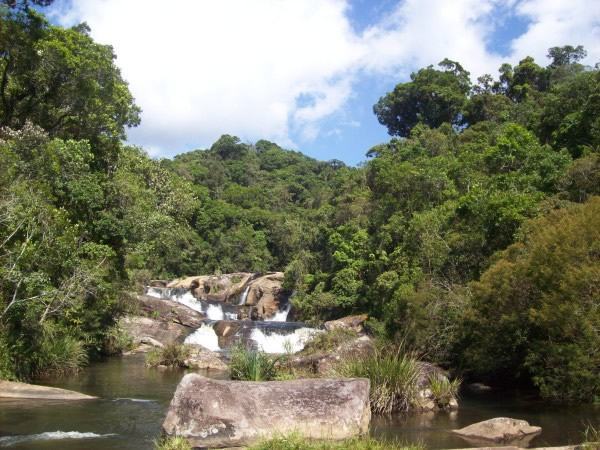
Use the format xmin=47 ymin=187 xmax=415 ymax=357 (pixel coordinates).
xmin=547 ymin=45 xmax=587 ymax=68
xmin=373 ymin=59 xmax=471 ymax=137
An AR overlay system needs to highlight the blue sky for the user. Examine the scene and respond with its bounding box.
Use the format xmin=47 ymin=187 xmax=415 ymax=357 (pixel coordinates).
xmin=50 ymin=0 xmax=600 ymax=165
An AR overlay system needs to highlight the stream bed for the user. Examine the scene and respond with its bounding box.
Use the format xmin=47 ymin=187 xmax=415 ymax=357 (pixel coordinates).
xmin=0 ymin=355 xmax=598 ymax=449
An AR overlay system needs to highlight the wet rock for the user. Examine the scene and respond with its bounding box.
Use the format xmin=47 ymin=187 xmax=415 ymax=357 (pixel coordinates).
xmin=162 ymin=374 xmax=370 ymax=448
xmin=452 ymin=417 xmax=542 ymax=446
xmin=0 ymin=381 xmax=96 ymax=400
xmin=119 ymin=316 xmax=190 ymax=352
xmin=324 ymin=314 xmax=369 ymax=333
xmin=246 ymin=272 xmax=288 ymax=320
xmin=138 ymin=295 xmax=205 ymax=328
xmin=183 ymin=345 xmax=228 ymax=371
xmin=213 ymin=320 xmax=243 ymax=348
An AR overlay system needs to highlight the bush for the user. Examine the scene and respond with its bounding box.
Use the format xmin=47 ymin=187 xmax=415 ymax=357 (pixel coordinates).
xmin=154 ymin=436 xmax=191 ymax=450
xmin=230 ymin=344 xmax=278 ymax=381
xmin=102 ymin=325 xmax=134 ymax=355
xmin=336 ymin=345 xmax=421 ymax=414
xmin=146 ymin=343 xmax=191 ymax=368
xmin=249 ymin=434 xmax=423 ymax=450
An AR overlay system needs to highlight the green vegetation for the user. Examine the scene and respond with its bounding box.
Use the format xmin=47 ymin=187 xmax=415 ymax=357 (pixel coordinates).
xmin=146 ymin=343 xmax=191 ymax=368
xmin=0 ymin=5 xmax=598 ymax=401
xmin=336 ymin=347 xmax=421 ymax=414
xmin=229 ymin=344 xmax=278 ymax=381
xmin=583 ymin=424 xmax=600 ymax=450
xmin=249 ymin=434 xmax=423 ymax=450
xmin=427 ymin=373 xmax=461 ymax=408
xmin=154 ymin=436 xmax=191 ymax=450
xmin=300 ymin=328 xmax=358 ymax=355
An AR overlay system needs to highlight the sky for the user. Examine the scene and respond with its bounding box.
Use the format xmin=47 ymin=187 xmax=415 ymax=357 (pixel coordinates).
xmin=49 ymin=0 xmax=600 ymax=165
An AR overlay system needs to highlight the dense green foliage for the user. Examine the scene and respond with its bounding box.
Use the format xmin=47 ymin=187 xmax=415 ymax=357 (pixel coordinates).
xmin=0 ymin=6 xmax=598 ymax=400
xmin=229 ymin=344 xmax=278 ymax=381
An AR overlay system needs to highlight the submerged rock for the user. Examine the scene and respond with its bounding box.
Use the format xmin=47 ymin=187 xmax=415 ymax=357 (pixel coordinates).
xmin=0 ymin=380 xmax=96 ymax=400
xmin=452 ymin=417 xmax=542 ymax=446
xmin=162 ymin=374 xmax=371 ymax=447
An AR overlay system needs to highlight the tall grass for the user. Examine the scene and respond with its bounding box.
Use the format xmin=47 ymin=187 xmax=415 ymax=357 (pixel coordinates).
xmin=336 ymin=346 xmax=421 ymax=414
xmin=301 ymin=328 xmax=358 ymax=355
xmin=230 ymin=344 xmax=278 ymax=381
xmin=249 ymin=434 xmax=424 ymax=450
xmin=35 ymin=332 xmax=88 ymax=377
xmin=154 ymin=436 xmax=191 ymax=450
xmin=583 ymin=424 xmax=600 ymax=450
xmin=146 ymin=343 xmax=191 ymax=368
xmin=427 ymin=373 xmax=461 ymax=407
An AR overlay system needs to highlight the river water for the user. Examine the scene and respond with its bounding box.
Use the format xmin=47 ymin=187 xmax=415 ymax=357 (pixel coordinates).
xmin=0 ymin=354 xmax=598 ymax=449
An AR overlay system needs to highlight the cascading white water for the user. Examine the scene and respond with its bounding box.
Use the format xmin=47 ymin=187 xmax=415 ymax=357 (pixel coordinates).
xmin=184 ymin=324 xmax=221 ymax=351
xmin=264 ymin=303 xmax=291 ymax=322
xmin=250 ymin=327 xmax=320 ymax=353
xmin=205 ymin=303 xmax=224 ymax=320
xmin=238 ymin=285 xmax=250 ymax=305
xmin=146 ymin=287 xmax=204 ymax=313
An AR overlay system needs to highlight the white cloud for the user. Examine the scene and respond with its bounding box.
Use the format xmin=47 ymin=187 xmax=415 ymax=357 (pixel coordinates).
xmin=50 ymin=0 xmax=600 ymax=157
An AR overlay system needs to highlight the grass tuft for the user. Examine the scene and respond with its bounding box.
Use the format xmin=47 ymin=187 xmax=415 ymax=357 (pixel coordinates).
xmin=301 ymin=328 xmax=358 ymax=355
xmin=230 ymin=344 xmax=278 ymax=381
xmin=427 ymin=373 xmax=461 ymax=407
xmin=336 ymin=345 xmax=421 ymax=414
xmin=154 ymin=436 xmax=191 ymax=450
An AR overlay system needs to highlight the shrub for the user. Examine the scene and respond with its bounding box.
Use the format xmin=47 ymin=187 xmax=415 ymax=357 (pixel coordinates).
xmin=103 ymin=325 xmax=134 ymax=355
xmin=249 ymin=434 xmax=423 ymax=450
xmin=336 ymin=345 xmax=421 ymax=414
xmin=230 ymin=344 xmax=278 ymax=381
xmin=154 ymin=436 xmax=191 ymax=450
xmin=146 ymin=343 xmax=191 ymax=368
xmin=33 ymin=329 xmax=88 ymax=377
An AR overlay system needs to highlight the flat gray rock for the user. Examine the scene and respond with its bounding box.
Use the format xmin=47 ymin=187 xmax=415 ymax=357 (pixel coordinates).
xmin=162 ymin=374 xmax=370 ymax=448
xmin=0 ymin=380 xmax=96 ymax=400
xmin=452 ymin=417 xmax=542 ymax=445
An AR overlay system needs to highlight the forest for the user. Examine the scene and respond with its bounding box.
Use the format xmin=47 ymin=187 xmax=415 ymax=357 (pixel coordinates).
xmin=0 ymin=4 xmax=598 ymax=402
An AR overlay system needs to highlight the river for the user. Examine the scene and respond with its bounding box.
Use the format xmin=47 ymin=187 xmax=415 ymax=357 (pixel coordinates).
xmin=0 ymin=354 xmax=598 ymax=449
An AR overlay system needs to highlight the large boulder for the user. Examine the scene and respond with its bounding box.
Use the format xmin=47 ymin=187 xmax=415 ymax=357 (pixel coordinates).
xmin=120 ymin=316 xmax=190 ymax=352
xmin=0 ymin=381 xmax=96 ymax=400
xmin=162 ymin=374 xmax=371 ymax=448
xmin=324 ymin=314 xmax=368 ymax=334
xmin=138 ymin=295 xmax=205 ymax=328
xmin=288 ymin=335 xmax=374 ymax=376
xmin=245 ymin=272 xmax=288 ymax=319
xmin=183 ymin=344 xmax=229 ymax=371
xmin=452 ymin=417 xmax=542 ymax=446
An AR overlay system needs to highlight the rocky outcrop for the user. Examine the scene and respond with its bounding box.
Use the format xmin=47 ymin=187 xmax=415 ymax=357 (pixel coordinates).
xmin=120 ymin=316 xmax=190 ymax=352
xmin=167 ymin=273 xmax=254 ymax=303
xmin=452 ymin=417 xmax=542 ymax=446
xmin=162 ymin=374 xmax=371 ymax=448
xmin=0 ymin=380 xmax=96 ymax=400
xmin=324 ymin=314 xmax=368 ymax=333
xmin=288 ymin=335 xmax=374 ymax=376
xmin=183 ymin=345 xmax=228 ymax=371
xmin=138 ymin=295 xmax=205 ymax=328
xmin=212 ymin=320 xmax=243 ymax=348
xmin=246 ymin=272 xmax=288 ymax=319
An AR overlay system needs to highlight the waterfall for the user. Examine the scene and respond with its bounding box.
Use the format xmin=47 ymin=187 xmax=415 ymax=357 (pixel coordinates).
xmin=184 ymin=324 xmax=221 ymax=352
xmin=264 ymin=302 xmax=291 ymax=322
xmin=145 ymin=287 xmax=203 ymax=313
xmin=238 ymin=285 xmax=250 ymax=305
xmin=205 ymin=303 xmax=225 ymax=321
xmin=250 ymin=327 xmax=320 ymax=353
